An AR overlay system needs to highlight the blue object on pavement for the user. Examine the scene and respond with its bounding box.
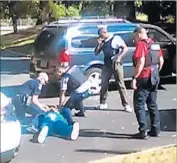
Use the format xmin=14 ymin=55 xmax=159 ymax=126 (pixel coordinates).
xmin=38 ymin=108 xmax=74 ymax=138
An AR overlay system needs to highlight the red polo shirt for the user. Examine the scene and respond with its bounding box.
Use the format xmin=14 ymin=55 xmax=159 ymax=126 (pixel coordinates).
xmin=133 ymin=38 xmax=162 ymax=78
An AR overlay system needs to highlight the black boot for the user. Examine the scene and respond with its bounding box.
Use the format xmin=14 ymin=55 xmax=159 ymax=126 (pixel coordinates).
xmin=132 ymin=131 xmax=148 ymax=140
xmin=148 ymin=129 xmax=160 ymax=137
xmin=75 ymin=111 xmax=86 ymax=117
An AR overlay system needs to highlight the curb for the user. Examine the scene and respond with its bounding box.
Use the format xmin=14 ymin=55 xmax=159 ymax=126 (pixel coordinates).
xmin=1 ymin=49 xmax=32 ymax=59
xmin=88 ymin=144 xmax=177 ymax=163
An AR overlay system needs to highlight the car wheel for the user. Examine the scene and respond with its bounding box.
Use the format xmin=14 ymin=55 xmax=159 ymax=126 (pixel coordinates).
xmin=172 ymin=55 xmax=176 ymax=73
xmin=85 ymin=67 xmax=102 ymax=95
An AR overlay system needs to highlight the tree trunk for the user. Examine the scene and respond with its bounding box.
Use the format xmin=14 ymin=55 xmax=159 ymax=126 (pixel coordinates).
xmin=8 ymin=1 xmax=18 ymax=33
xmin=113 ymin=1 xmax=136 ymax=21
xmin=12 ymin=15 xmax=18 ymax=33
xmin=36 ymin=1 xmax=49 ymax=25
xmin=142 ymin=1 xmax=161 ymax=24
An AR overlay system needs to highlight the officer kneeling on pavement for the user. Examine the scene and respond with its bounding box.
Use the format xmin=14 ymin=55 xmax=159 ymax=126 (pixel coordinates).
xmin=13 ymin=72 xmax=51 ymax=131
xmin=55 ymin=65 xmax=94 ymax=117
xmin=13 ymin=71 xmax=80 ymax=141
xmin=131 ymin=26 xmax=164 ymax=139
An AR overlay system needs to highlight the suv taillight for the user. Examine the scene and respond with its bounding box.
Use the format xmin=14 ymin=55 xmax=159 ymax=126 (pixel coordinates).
xmin=58 ymin=49 xmax=71 ymax=67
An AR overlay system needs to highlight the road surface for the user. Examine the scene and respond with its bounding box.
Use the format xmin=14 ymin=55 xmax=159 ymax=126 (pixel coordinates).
xmin=0 ymin=52 xmax=176 ymax=163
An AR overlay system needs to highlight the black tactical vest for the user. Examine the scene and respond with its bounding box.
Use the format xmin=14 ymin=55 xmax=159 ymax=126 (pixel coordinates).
xmin=64 ymin=66 xmax=88 ymax=93
xmin=133 ymin=40 xmax=160 ymax=68
xmin=102 ymin=36 xmax=119 ymax=66
xmin=133 ymin=40 xmax=161 ymax=85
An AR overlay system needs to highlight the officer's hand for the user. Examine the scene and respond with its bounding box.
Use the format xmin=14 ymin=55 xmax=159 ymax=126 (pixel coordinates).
xmin=97 ymin=37 xmax=104 ymax=45
xmin=131 ymin=79 xmax=137 ymax=90
xmin=43 ymin=105 xmax=51 ymax=112
xmin=51 ymin=107 xmax=59 ymax=113
xmin=115 ymin=55 xmax=122 ymax=63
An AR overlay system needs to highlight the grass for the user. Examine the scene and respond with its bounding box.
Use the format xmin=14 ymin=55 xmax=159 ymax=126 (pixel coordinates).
xmin=136 ymin=13 xmax=148 ymax=22
xmin=88 ymin=145 xmax=177 ymax=163
xmin=0 ymin=25 xmax=42 ymax=55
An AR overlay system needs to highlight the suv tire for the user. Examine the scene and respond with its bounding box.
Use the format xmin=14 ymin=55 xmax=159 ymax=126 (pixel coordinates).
xmin=85 ymin=67 xmax=102 ymax=95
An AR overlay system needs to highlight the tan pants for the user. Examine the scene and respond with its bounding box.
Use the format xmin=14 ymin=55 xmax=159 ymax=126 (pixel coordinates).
xmin=100 ymin=63 xmax=129 ymax=107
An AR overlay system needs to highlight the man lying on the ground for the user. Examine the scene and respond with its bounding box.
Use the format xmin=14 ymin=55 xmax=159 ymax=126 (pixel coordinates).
xmin=32 ymin=106 xmax=79 ymax=144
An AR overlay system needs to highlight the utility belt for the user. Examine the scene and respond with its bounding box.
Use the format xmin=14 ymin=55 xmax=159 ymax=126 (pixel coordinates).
xmin=16 ymin=94 xmax=32 ymax=107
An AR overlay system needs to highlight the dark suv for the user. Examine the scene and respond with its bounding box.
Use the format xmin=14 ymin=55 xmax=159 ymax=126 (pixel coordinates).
xmin=30 ymin=17 xmax=176 ymax=94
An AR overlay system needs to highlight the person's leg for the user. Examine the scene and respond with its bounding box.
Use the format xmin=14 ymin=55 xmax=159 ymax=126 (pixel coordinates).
xmin=113 ymin=63 xmax=130 ymax=108
xmin=53 ymin=120 xmax=79 ymax=140
xmin=133 ymin=88 xmax=149 ymax=139
xmin=146 ymin=88 xmax=160 ymax=136
xmin=99 ymin=66 xmax=112 ymax=108
xmin=34 ymin=112 xmax=58 ymax=144
xmin=60 ymin=107 xmax=74 ymax=125
xmin=12 ymin=95 xmax=26 ymax=120
xmin=69 ymin=92 xmax=85 ymax=116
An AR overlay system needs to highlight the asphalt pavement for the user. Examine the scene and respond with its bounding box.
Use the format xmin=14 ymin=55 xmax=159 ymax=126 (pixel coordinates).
xmin=1 ymin=53 xmax=177 ymax=163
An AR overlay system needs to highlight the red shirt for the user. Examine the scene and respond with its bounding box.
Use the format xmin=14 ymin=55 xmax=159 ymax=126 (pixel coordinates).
xmin=133 ymin=38 xmax=162 ymax=78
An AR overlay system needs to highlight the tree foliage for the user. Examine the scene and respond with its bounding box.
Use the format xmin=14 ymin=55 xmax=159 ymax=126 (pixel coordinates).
xmin=0 ymin=0 xmax=176 ymax=33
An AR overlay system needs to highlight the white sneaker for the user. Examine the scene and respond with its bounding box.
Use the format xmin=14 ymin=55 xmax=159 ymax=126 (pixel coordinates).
xmin=71 ymin=122 xmax=79 ymax=140
xmin=37 ymin=126 xmax=49 ymax=144
xmin=99 ymin=103 xmax=108 ymax=109
xmin=124 ymin=105 xmax=133 ymax=113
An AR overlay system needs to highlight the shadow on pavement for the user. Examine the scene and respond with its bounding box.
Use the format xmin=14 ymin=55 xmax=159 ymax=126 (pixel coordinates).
xmin=79 ymin=129 xmax=135 ymax=139
xmin=85 ymin=106 xmax=126 ymax=112
xmin=75 ymin=149 xmax=137 ymax=155
xmin=146 ymin=108 xmax=177 ymax=132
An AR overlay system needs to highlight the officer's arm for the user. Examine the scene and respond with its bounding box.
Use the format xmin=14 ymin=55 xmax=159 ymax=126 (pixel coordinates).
xmin=59 ymin=90 xmax=66 ymax=108
xmin=94 ymin=37 xmax=104 ymax=55
xmin=119 ymin=43 xmax=128 ymax=58
xmin=115 ymin=36 xmax=128 ymax=60
xmin=94 ymin=44 xmax=102 ymax=55
xmin=133 ymin=56 xmax=145 ymax=78
xmin=32 ymin=95 xmax=47 ymax=112
xmin=159 ymin=55 xmax=164 ymax=71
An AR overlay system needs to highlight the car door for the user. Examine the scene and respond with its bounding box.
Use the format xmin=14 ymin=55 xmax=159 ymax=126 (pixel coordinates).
xmin=147 ymin=28 xmax=176 ymax=75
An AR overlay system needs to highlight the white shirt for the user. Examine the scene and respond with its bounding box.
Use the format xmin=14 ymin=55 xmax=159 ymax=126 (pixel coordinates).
xmin=105 ymin=34 xmax=125 ymax=49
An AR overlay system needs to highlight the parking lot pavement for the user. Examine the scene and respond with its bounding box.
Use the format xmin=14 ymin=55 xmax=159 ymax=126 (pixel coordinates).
xmin=10 ymin=83 xmax=176 ymax=163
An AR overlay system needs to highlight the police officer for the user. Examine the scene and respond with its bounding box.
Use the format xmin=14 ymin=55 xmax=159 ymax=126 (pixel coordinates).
xmin=94 ymin=27 xmax=132 ymax=112
xmin=13 ymin=72 xmax=52 ymax=131
xmin=55 ymin=65 xmax=93 ymax=117
xmin=131 ymin=26 xmax=164 ymax=139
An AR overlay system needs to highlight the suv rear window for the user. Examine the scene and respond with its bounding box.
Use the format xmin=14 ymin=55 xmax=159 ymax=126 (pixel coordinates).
xmin=71 ymin=36 xmax=98 ymax=48
xmin=34 ymin=27 xmax=65 ymax=52
xmin=107 ymin=25 xmax=136 ymax=33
